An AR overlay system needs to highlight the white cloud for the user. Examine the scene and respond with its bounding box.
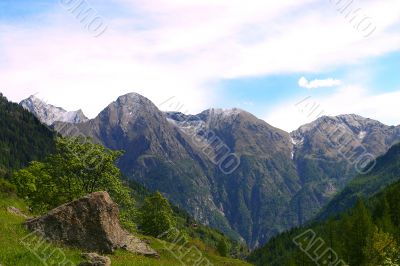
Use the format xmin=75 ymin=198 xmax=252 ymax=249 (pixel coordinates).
xmin=0 ymin=0 xmax=399 ymax=119
xmin=264 ymin=86 xmax=400 ymax=132
xmin=298 ymin=77 xmax=342 ymax=89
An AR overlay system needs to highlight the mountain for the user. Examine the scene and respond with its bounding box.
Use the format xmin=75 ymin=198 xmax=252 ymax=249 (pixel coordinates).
xmin=20 ymin=95 xmax=88 ymax=126
xmin=248 ymin=143 xmax=400 ymax=266
xmin=317 ymin=142 xmax=400 ymax=220
xmin=53 ymin=93 xmax=240 ymax=240
xmin=25 ymin=92 xmax=400 ymax=248
xmin=167 ymin=108 xmax=301 ymax=247
xmin=0 ymin=93 xmax=56 ymax=178
xmin=287 ymin=114 xmax=400 ymax=224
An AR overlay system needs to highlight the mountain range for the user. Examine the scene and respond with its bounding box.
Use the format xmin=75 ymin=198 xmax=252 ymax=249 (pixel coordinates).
xmin=19 ymin=92 xmax=400 ymax=248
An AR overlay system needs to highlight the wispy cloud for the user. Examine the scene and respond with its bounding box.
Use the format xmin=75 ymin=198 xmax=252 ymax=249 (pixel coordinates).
xmin=0 ymin=0 xmax=399 ymax=120
xmin=264 ymin=85 xmax=400 ymax=132
xmin=298 ymin=77 xmax=342 ymax=89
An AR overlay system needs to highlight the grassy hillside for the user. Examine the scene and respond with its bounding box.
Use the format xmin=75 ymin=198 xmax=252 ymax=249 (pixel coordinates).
xmin=0 ymin=188 xmax=252 ymax=266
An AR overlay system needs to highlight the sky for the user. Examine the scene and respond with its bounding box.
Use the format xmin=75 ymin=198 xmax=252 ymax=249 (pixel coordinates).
xmin=0 ymin=0 xmax=399 ymax=131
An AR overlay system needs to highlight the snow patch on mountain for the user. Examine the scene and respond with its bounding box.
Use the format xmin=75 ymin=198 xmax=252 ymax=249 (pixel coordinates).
xmin=20 ymin=95 xmax=88 ymax=126
xmin=358 ymin=131 xmax=367 ymax=140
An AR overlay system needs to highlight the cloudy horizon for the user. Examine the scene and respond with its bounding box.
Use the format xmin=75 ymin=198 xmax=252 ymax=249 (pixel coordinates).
xmin=1 ymin=0 xmax=399 ymax=131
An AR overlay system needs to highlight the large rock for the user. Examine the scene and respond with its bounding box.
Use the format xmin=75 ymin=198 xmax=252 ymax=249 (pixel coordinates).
xmin=25 ymin=192 xmax=158 ymax=257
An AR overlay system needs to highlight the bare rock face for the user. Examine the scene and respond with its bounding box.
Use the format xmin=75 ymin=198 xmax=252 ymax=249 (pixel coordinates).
xmin=78 ymin=253 xmax=111 ymax=266
xmin=25 ymin=192 xmax=158 ymax=257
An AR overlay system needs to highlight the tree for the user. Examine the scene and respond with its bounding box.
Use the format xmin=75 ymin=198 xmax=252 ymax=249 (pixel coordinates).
xmin=341 ymin=199 xmax=374 ymax=265
xmin=364 ymin=228 xmax=400 ymax=266
xmin=375 ymin=194 xmax=395 ymax=235
xmin=217 ymin=238 xmax=229 ymax=257
xmin=12 ymin=137 xmax=135 ymax=227
xmin=138 ymin=191 xmax=176 ymax=238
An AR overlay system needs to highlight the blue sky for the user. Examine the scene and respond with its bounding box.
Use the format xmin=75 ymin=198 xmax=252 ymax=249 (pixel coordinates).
xmin=0 ymin=0 xmax=399 ymax=131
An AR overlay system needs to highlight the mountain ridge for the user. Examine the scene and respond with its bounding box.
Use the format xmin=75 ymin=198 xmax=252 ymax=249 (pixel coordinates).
xmin=20 ymin=95 xmax=88 ymax=126
xmin=20 ymin=92 xmax=400 ymax=247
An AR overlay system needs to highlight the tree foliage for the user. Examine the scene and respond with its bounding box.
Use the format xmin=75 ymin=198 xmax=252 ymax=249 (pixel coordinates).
xmin=12 ymin=137 xmax=136 ymax=226
xmin=217 ymin=238 xmax=230 ymax=257
xmin=138 ymin=191 xmax=176 ymax=238
xmin=248 ymin=181 xmax=400 ymax=266
xmin=0 ymin=93 xmax=56 ymax=178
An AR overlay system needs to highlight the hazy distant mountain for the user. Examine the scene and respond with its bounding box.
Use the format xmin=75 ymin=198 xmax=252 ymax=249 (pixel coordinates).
xmin=287 ymin=114 xmax=400 ymax=225
xmin=27 ymin=92 xmax=400 ymax=247
xmin=20 ymin=95 xmax=88 ymax=126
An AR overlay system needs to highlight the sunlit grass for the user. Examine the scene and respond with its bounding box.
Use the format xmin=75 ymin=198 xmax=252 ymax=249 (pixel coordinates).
xmin=0 ymin=193 xmax=251 ymax=266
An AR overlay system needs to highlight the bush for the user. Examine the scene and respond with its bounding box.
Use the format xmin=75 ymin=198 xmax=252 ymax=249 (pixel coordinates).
xmin=138 ymin=192 xmax=177 ymax=238
xmin=0 ymin=178 xmax=16 ymax=195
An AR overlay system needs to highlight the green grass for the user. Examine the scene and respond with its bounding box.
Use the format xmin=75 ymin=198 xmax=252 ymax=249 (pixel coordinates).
xmin=0 ymin=193 xmax=251 ymax=266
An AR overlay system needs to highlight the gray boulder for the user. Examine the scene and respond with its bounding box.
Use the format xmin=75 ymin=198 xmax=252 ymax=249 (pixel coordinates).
xmin=25 ymin=191 xmax=158 ymax=257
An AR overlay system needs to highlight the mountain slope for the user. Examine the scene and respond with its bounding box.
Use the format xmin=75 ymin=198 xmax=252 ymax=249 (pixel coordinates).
xmin=0 ymin=188 xmax=252 ymax=266
xmin=167 ymin=109 xmax=302 ymax=247
xmin=20 ymin=95 xmax=88 ymax=125
xmin=0 ymin=93 xmax=56 ymax=178
xmin=248 ymin=144 xmax=400 ymax=265
xmin=317 ymin=142 xmax=400 ymax=220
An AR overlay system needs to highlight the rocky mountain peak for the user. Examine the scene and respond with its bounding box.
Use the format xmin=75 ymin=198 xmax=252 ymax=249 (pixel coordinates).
xmin=96 ymin=93 xmax=164 ymax=134
xmin=116 ymin=92 xmax=153 ymax=106
xmin=20 ymin=95 xmax=88 ymax=126
xmin=102 ymin=93 xmax=160 ymax=117
xmin=291 ymin=114 xmax=396 ymax=143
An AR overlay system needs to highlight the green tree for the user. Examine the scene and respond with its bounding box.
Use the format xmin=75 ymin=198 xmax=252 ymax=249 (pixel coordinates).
xmin=375 ymin=194 xmax=395 ymax=235
xmin=139 ymin=191 xmax=176 ymax=238
xmin=364 ymin=228 xmax=400 ymax=266
xmin=217 ymin=238 xmax=229 ymax=257
xmin=12 ymin=137 xmax=136 ymax=228
xmin=339 ymin=199 xmax=374 ymax=265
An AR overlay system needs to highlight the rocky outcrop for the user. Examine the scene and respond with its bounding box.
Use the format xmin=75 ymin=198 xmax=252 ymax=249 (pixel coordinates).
xmin=25 ymin=192 xmax=158 ymax=257
xmin=78 ymin=253 xmax=111 ymax=266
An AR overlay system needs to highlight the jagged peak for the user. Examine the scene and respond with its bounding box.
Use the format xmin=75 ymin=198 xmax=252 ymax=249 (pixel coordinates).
xmin=20 ymin=95 xmax=88 ymax=125
xmin=294 ymin=114 xmax=384 ymax=133
xmin=116 ymin=92 xmax=153 ymax=105
xmin=97 ymin=92 xmax=162 ymax=126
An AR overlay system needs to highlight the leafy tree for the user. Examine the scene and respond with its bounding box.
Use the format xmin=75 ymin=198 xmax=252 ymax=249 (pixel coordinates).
xmin=217 ymin=238 xmax=229 ymax=257
xmin=364 ymin=228 xmax=400 ymax=266
xmin=138 ymin=191 xmax=176 ymax=238
xmin=12 ymin=137 xmax=136 ymax=228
